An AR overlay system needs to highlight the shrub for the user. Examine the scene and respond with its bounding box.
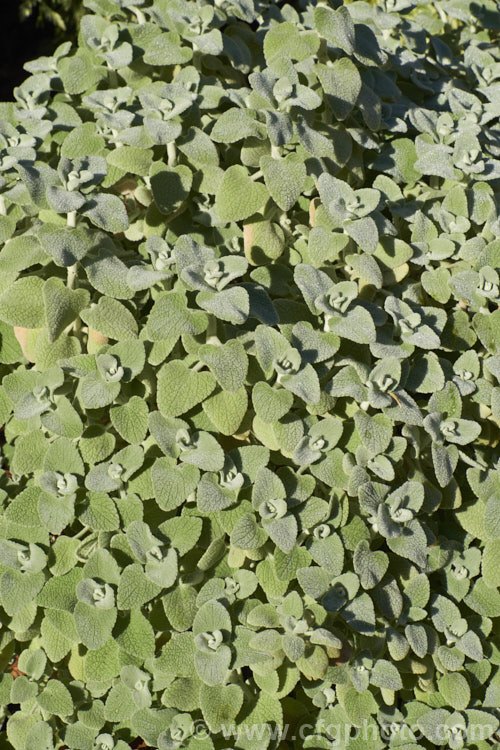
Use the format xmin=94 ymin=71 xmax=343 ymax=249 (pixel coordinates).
xmin=0 ymin=0 xmax=500 ymax=748
xmin=19 ymin=0 xmax=83 ymax=34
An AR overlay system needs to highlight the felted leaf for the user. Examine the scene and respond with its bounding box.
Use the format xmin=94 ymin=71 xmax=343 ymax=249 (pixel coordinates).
xmin=117 ymin=564 xmax=161 ymax=610
xmin=84 ymin=639 xmax=120 ymax=682
xmin=406 ymin=352 xmax=445 ymax=394
xmin=200 ymin=684 xmax=243 ymax=733
xmin=195 ymin=645 xmax=231 ymax=687
xmin=37 ymin=224 xmax=97 ymax=267
xmin=157 ymin=360 xmax=216 ymax=417
xmin=353 ymin=540 xmax=389 ymax=590
xmin=314 ymin=5 xmax=355 ymax=55
xmin=370 ymin=659 xmax=403 ymax=691
xmin=432 ymin=442 xmax=458 ymax=488
xmin=438 ymin=673 xmax=470 ymax=711
xmin=80 ymin=297 xmax=138 ymax=340
xmin=202 ymin=387 xmax=248 ymax=435
xmin=106 ymin=146 xmax=153 ymax=176
xmin=80 ymin=373 xmax=121 ymax=410
xmin=211 ymin=108 xmax=264 ymax=143
xmin=110 ymin=397 xmax=149 ymax=444
xmin=316 ymin=58 xmax=361 ymax=119
xmin=252 ymin=382 xmax=294 ymax=423
xmin=143 ymin=31 xmax=193 ymax=66
xmin=0 ymin=234 xmax=46 ymax=274
xmin=79 ymin=493 xmax=120 ymax=531
xmin=263 ymin=514 xmax=298 ymax=554
xmin=354 ymin=412 xmax=392 ymax=454
xmin=197 ymin=287 xmax=250 ymax=325
xmin=58 ymin=49 xmax=103 ymax=94
xmin=483 ymin=539 xmax=500 ymax=588
xmin=231 ymin=513 xmax=268 ymax=551
xmin=0 ymin=277 xmax=45 ymax=328
xmin=43 ymin=279 xmax=89 ymax=343
xmin=260 ymin=154 xmax=306 ymax=211
xmin=179 ymin=431 xmax=225 ymax=472
xmin=150 ymin=163 xmax=192 ymax=215
xmin=341 ymin=592 xmax=376 ymax=634
xmin=263 ymin=22 xmax=320 ymax=64
xmin=160 ymin=516 xmax=202 ymax=556
xmin=0 ymin=570 xmax=44 ymax=616
xmin=152 ymin=459 xmax=200 ymax=511
xmin=82 ymin=248 xmax=134 ymax=299
xmin=83 ymin=193 xmax=129 ymax=233
xmin=38 ymin=492 xmax=75 ymax=535
xmin=37 ymin=680 xmax=73 ymax=717
xmin=73 ymin=601 xmax=117 ymax=650
xmin=147 ymin=291 xmax=208 ymax=341
xmin=215 ymin=165 xmax=269 ymax=222
xmin=198 ymin=340 xmax=248 ymax=392
xmin=422 ymin=268 xmax=452 ymax=304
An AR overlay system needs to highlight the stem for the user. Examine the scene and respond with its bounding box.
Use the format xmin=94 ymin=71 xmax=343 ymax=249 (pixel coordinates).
xmin=131 ymin=5 xmax=146 ymax=24
xmin=279 ymin=211 xmax=293 ymax=239
xmin=164 ymin=202 xmax=188 ymax=227
xmin=191 ymin=360 xmax=205 ymax=372
xmin=251 ymin=169 xmax=263 ymax=181
xmin=457 ymin=449 xmax=487 ymax=470
xmin=0 ymin=195 xmax=5 ymax=216
xmin=64 ymin=315 xmax=81 ymax=335
xmin=66 ymin=212 xmax=77 ymax=289
xmin=74 ymin=526 xmax=90 ymax=540
xmin=167 ymin=141 xmax=177 ymax=167
xmin=205 ymin=316 xmax=220 ymax=346
xmin=107 ymin=63 xmax=118 ymax=88
xmin=271 ymin=145 xmax=282 ymax=159
xmin=436 ymin=4 xmax=447 ymax=23
xmin=67 ymin=264 xmax=77 ymax=289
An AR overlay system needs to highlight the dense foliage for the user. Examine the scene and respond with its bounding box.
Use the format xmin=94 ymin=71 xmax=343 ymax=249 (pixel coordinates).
xmin=19 ymin=0 xmax=83 ymax=33
xmin=0 ymin=0 xmax=500 ymax=748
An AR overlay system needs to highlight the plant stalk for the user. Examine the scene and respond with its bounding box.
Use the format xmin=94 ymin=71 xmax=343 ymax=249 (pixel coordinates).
xmin=167 ymin=141 xmax=177 ymax=167
xmin=67 ymin=211 xmax=77 ymax=289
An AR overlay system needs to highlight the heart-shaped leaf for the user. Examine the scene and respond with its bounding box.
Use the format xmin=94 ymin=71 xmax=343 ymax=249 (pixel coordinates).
xmin=157 ymin=360 xmax=216 ymax=417
xmin=215 ymin=165 xmax=269 ymax=222
xmin=200 ymin=684 xmax=244 ymax=733
xmin=252 ymin=382 xmax=294 ymax=423
xmin=353 ymin=540 xmax=389 ymax=589
xmin=260 ymin=154 xmax=306 ymax=211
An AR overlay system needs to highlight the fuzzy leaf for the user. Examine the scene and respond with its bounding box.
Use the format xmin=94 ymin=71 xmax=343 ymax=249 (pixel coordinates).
xmin=215 ymin=165 xmax=269 ymax=222
xmin=202 ymin=387 xmax=248 ymax=435
xmin=157 ymin=360 xmax=216 ymax=417
xmin=260 ymin=154 xmax=306 ymax=212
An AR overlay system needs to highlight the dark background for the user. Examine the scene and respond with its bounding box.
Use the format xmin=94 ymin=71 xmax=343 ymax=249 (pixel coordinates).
xmin=0 ymin=0 xmax=57 ymax=101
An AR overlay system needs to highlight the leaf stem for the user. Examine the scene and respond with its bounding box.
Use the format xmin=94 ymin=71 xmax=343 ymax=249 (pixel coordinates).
xmin=457 ymin=449 xmax=487 ymax=470
xmin=67 ymin=212 xmax=78 ymax=289
xmin=74 ymin=525 xmax=90 ymax=540
xmin=107 ymin=64 xmax=118 ymax=88
xmin=0 ymin=195 xmax=6 ymax=216
xmin=131 ymin=5 xmax=146 ymax=24
xmin=67 ymin=264 xmax=77 ymax=289
xmin=167 ymin=141 xmax=177 ymax=167
xmin=271 ymin=145 xmax=282 ymax=159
